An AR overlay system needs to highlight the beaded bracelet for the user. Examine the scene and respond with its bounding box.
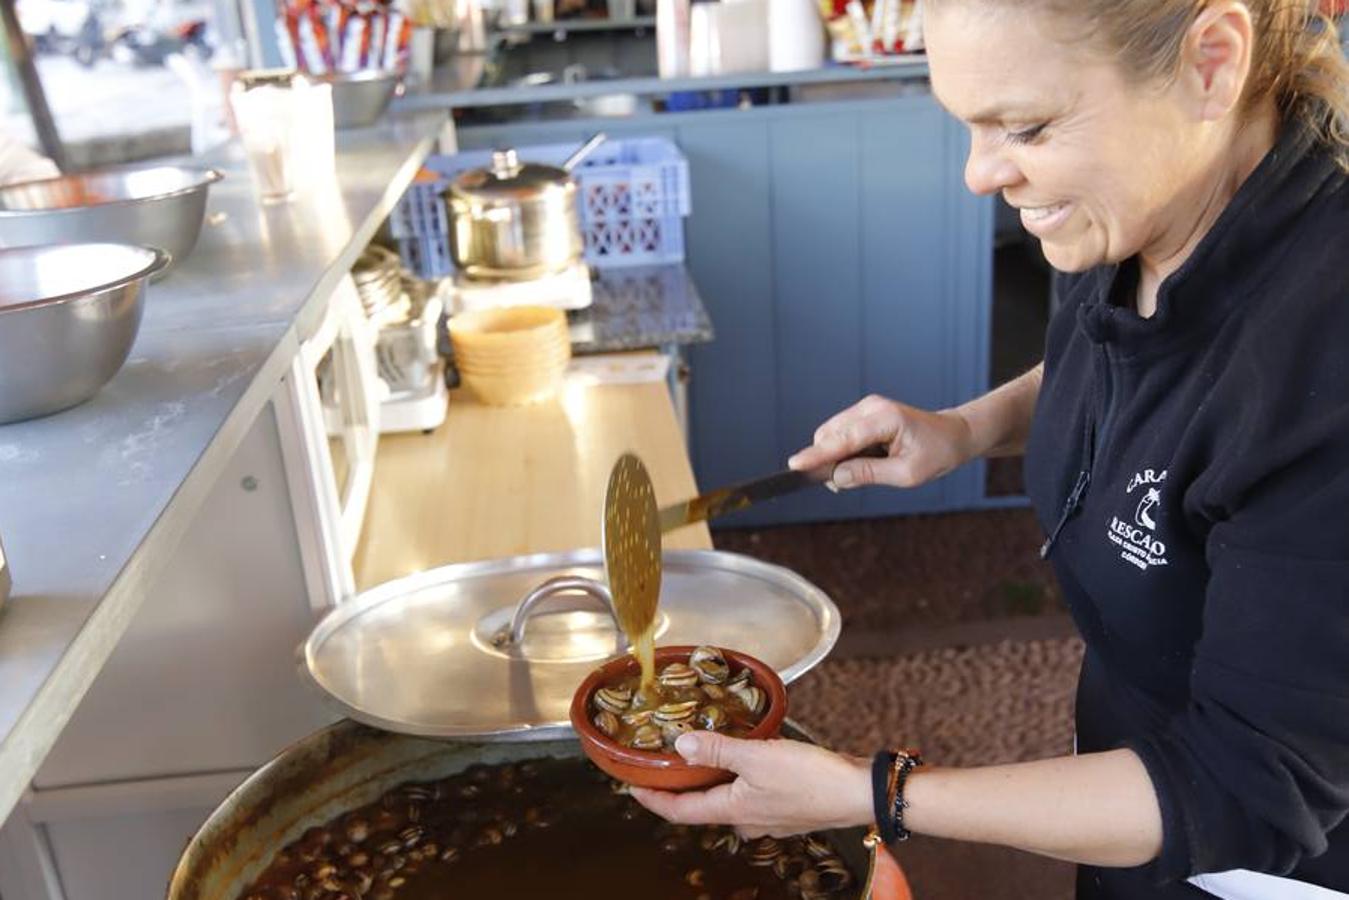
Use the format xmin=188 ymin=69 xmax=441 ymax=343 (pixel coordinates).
xmin=871 ymin=748 xmax=924 ymax=844
xmin=889 ymin=749 xmax=924 ymax=843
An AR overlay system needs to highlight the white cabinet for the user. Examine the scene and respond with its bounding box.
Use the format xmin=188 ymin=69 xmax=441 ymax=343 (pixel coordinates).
xmin=32 ymin=400 xmax=336 ymax=789
xmin=0 ymin=280 xmax=380 ymax=897
xmin=275 ymin=275 xmax=383 ymax=611
xmin=2 ymin=772 xmax=249 ymax=900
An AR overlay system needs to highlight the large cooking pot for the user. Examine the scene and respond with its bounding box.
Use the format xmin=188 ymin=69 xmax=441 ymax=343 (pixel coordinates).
xmin=167 ymin=719 xmax=901 ymax=899
xmin=446 ymin=134 xmax=605 ymax=281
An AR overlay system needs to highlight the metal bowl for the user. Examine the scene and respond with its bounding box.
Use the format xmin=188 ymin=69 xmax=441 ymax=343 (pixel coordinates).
xmin=319 ymin=70 xmax=401 ymax=129
xmin=0 ymin=166 xmax=221 ymax=279
xmin=0 ymin=243 xmax=168 ymax=425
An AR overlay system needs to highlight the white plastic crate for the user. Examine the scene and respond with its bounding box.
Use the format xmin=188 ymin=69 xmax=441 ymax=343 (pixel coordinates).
xmin=391 ymin=137 xmax=690 ymax=270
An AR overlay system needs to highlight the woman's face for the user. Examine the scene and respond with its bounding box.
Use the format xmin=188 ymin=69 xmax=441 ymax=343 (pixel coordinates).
xmin=925 ymin=4 xmax=1214 ymax=273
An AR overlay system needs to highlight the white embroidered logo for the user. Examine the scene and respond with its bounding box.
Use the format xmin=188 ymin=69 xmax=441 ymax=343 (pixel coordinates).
xmin=1108 ymin=469 xmax=1170 ymax=571
xmin=1135 ymin=487 xmax=1161 ymax=530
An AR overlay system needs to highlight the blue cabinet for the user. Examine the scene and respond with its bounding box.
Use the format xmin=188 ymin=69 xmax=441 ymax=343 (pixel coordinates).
xmin=457 ymin=91 xmax=993 ymax=525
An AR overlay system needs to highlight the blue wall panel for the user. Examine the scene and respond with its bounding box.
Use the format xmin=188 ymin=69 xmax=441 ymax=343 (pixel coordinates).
xmin=857 ymin=99 xmax=951 ymax=517
xmin=675 ymin=120 xmax=780 ymax=508
xmin=765 ymin=111 xmax=864 ymax=523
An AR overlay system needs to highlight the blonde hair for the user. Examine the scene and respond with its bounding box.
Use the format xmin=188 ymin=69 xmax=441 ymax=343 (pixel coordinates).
xmin=931 ymin=0 xmax=1349 ymax=168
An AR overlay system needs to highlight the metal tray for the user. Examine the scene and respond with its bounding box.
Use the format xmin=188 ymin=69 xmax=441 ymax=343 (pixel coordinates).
xmin=301 ymin=548 xmax=840 ymax=740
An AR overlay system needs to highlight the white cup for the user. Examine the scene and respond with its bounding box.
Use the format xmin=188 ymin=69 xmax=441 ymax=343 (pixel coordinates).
xmin=230 ymin=84 xmax=299 ymax=203
xmin=230 ymin=77 xmax=336 ymax=203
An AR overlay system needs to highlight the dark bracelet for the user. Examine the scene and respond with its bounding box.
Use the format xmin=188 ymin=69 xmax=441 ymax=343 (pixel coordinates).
xmin=890 ymin=750 xmax=924 ymax=843
xmin=871 ymin=751 xmax=898 ymax=843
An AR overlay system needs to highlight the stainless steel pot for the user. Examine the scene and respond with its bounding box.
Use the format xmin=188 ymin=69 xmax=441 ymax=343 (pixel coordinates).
xmin=0 ymin=243 xmax=168 ymax=425
xmin=166 ymin=719 xmax=871 ymax=900
xmin=446 ymin=134 xmax=605 ymax=281
xmin=0 ymin=166 xmax=222 ymax=279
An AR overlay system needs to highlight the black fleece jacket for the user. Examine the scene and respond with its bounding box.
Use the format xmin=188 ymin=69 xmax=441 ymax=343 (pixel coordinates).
xmin=1023 ymin=121 xmax=1349 ymax=898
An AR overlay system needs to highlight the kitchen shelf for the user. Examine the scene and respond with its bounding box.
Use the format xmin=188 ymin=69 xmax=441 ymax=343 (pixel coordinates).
xmin=399 ymin=57 xmax=930 ymax=110
xmin=494 ymin=16 xmax=656 ymax=35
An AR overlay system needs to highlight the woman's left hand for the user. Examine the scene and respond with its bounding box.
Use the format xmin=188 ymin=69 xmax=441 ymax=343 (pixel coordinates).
xmin=628 ymin=732 xmax=873 ymax=838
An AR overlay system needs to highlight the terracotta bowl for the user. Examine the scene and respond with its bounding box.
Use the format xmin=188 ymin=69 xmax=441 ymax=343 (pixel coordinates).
xmin=570 ymin=645 xmax=788 ymax=792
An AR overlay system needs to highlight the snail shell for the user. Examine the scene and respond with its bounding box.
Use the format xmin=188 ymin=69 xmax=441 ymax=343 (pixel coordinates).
xmin=659 ymin=662 xmax=700 ymax=689
xmin=593 ymin=710 xmax=620 ymax=738
xmin=629 ymin=724 xmax=664 ymax=750
xmin=689 ymin=646 xmax=730 ymax=684
xmin=594 ymin=685 xmax=632 ymax=715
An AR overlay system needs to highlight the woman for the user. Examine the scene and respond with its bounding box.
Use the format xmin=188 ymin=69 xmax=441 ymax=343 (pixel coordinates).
xmin=630 ymin=1 xmax=1349 ymax=897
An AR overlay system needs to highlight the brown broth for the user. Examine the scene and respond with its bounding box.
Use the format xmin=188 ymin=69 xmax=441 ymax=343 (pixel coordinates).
xmin=239 ymin=757 xmax=854 ymax=900
xmin=634 ymin=626 xmax=656 ymax=691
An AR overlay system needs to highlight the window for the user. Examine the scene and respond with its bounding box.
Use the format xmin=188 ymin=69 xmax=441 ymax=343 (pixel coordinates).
xmin=2 ymin=0 xmax=259 ymax=169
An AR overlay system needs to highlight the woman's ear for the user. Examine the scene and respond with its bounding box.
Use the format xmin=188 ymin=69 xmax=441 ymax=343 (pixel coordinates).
xmin=1178 ymin=1 xmax=1256 ymax=122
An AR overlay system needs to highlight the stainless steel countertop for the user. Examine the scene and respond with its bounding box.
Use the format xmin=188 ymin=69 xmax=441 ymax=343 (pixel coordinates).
xmin=0 ymin=111 xmax=446 ymax=824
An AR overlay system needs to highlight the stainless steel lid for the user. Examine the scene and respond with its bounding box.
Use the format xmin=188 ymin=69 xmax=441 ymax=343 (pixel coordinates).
xmin=449 ymin=149 xmax=576 ymax=205
xmin=301 ymin=548 xmax=840 ymax=741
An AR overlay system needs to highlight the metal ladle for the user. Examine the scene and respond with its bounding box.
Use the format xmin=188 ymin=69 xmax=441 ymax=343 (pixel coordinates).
xmin=602 ymin=453 xmax=662 ymax=677
xmin=562 ymin=132 xmax=607 ymax=173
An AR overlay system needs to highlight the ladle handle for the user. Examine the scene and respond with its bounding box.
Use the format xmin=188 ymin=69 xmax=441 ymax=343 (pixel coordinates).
xmin=493 ymin=575 xmax=622 ymax=648
xmin=562 ymin=132 xmax=607 ymax=172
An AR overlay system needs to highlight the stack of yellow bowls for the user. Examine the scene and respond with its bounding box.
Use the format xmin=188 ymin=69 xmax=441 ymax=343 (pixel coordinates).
xmin=447 ymin=305 xmax=571 ymax=406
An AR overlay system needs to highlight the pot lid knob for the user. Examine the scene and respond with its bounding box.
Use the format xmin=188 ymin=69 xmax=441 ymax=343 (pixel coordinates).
xmin=490 ymin=148 xmax=521 ymax=179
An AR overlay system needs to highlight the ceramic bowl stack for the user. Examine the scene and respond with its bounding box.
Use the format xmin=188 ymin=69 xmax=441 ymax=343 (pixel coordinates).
xmin=447 ymin=306 xmax=570 ymax=406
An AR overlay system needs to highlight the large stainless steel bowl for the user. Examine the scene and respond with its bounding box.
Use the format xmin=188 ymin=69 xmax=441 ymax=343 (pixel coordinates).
xmin=0 ymin=166 xmax=221 ymax=278
xmin=320 ymin=70 xmax=401 ymax=129
xmin=0 ymin=243 xmax=168 ymax=425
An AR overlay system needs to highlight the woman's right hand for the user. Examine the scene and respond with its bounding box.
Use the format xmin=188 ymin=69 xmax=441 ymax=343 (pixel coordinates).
xmin=788 ymin=395 xmax=976 ymax=490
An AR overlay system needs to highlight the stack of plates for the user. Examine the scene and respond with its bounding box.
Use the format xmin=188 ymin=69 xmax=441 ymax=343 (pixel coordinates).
xmin=351 ymin=246 xmax=410 ymax=325
xmin=447 ymin=306 xmax=570 ymax=406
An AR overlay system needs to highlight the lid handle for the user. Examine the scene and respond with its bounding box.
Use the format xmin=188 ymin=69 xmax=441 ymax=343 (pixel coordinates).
xmin=490 ymin=148 xmax=521 ymax=179
xmin=492 ymin=575 xmax=623 ymax=649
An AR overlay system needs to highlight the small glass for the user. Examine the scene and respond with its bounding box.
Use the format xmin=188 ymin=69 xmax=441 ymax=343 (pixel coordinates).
xmin=230 ymin=81 xmax=299 ymax=203
xmin=294 ymin=81 xmax=336 ymax=182
xmin=230 ymin=73 xmax=336 ymax=203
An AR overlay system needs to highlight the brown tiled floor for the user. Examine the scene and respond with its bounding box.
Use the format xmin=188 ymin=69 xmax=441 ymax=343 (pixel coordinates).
xmin=714 ymin=509 xmax=1080 ymax=900
xmin=714 ymin=507 xmax=1065 ymax=634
